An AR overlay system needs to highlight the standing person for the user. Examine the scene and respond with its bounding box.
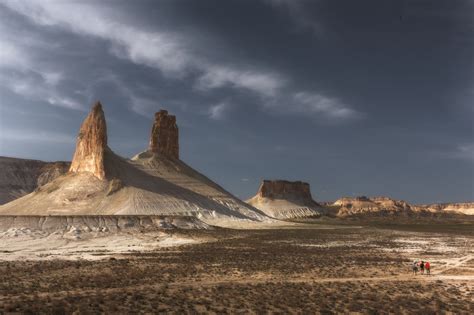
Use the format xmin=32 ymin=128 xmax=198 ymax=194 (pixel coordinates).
xmin=412 ymin=261 xmax=418 ymax=275
xmin=425 ymin=261 xmax=430 ymax=275
xmin=420 ymin=261 xmax=425 ymax=275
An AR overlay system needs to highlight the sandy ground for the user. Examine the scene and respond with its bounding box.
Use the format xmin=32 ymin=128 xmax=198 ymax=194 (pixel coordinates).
xmin=0 ymin=231 xmax=205 ymax=261
xmin=0 ymin=215 xmax=212 ymax=261
xmin=0 ymin=222 xmax=472 ymax=313
xmin=0 ymin=219 xmax=351 ymax=261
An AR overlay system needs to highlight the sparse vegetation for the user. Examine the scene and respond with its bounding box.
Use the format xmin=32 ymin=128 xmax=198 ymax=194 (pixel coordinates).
xmin=0 ymin=225 xmax=472 ymax=313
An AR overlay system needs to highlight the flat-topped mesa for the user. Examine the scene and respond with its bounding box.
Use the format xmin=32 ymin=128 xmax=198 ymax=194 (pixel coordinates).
xmin=247 ymin=179 xmax=322 ymax=219
xmin=149 ymin=110 xmax=179 ymax=159
xmin=69 ymin=101 xmax=108 ymax=180
xmin=258 ymin=180 xmax=313 ymax=200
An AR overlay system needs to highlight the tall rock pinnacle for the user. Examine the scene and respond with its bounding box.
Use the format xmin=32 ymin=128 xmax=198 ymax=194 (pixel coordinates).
xmin=149 ymin=110 xmax=179 ymax=159
xmin=69 ymin=101 xmax=108 ymax=180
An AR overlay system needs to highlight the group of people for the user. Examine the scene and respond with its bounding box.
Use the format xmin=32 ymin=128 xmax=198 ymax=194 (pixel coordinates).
xmin=412 ymin=260 xmax=431 ymax=275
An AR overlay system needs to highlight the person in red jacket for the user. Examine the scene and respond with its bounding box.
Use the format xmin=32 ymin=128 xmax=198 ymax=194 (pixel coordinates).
xmin=425 ymin=261 xmax=431 ymax=275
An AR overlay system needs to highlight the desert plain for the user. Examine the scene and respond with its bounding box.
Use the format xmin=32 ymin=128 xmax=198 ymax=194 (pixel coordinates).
xmin=0 ymin=218 xmax=472 ymax=314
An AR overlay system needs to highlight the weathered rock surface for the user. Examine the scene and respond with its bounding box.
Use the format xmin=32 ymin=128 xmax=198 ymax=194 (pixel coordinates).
xmin=0 ymin=156 xmax=69 ymax=204
xmin=69 ymin=101 xmax=108 ymax=180
xmin=37 ymin=162 xmax=70 ymax=187
xmin=149 ymin=110 xmax=179 ymax=159
xmin=332 ymin=196 xmax=414 ymax=217
xmin=418 ymin=202 xmax=474 ymax=216
xmin=0 ymin=215 xmax=211 ymax=233
xmin=331 ymin=197 xmax=474 ymax=217
xmin=247 ymin=180 xmax=324 ymax=219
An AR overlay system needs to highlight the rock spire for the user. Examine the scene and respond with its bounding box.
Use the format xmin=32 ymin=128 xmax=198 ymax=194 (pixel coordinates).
xmin=149 ymin=110 xmax=179 ymax=159
xmin=69 ymin=101 xmax=108 ymax=180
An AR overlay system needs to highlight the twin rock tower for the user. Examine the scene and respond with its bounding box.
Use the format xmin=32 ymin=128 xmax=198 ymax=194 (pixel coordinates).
xmin=69 ymin=102 xmax=179 ymax=181
xmin=0 ymin=101 xmax=320 ymax=222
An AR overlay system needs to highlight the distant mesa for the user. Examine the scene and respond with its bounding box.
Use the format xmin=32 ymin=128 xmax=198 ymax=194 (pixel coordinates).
xmin=69 ymin=101 xmax=108 ymax=180
xmin=149 ymin=110 xmax=179 ymax=159
xmin=327 ymin=196 xmax=453 ymax=218
xmin=417 ymin=202 xmax=474 ymax=216
xmin=247 ymin=180 xmax=324 ymax=219
xmin=258 ymin=180 xmax=312 ymax=200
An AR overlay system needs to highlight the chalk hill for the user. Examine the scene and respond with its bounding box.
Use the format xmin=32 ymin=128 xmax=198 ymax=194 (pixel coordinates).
xmin=0 ymin=103 xmax=269 ymax=226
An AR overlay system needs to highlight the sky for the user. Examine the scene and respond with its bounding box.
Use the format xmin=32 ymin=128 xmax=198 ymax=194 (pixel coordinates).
xmin=0 ymin=0 xmax=473 ymax=203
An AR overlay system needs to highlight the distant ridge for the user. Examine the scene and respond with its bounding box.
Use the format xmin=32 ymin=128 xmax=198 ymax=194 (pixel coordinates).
xmin=0 ymin=156 xmax=69 ymax=205
xmin=328 ymin=196 xmax=474 ymax=217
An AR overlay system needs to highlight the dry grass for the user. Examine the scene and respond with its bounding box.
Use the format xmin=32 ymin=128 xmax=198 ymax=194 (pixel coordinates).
xmin=0 ymin=224 xmax=472 ymax=313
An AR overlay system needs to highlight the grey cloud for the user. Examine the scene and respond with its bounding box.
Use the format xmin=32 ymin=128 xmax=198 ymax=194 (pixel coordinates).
xmin=451 ymin=144 xmax=474 ymax=161
xmin=265 ymin=0 xmax=324 ymax=35
xmin=0 ymin=11 xmax=85 ymax=110
xmin=0 ymin=69 xmax=84 ymax=111
xmin=2 ymin=0 xmax=359 ymax=121
xmin=292 ymin=92 xmax=360 ymax=120
xmin=0 ymin=128 xmax=75 ymax=144
xmin=208 ymin=102 xmax=230 ymax=120
xmin=3 ymin=1 xmax=286 ymax=97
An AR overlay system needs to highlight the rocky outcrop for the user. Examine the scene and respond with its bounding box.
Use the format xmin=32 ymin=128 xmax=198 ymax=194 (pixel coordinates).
xmin=0 ymin=157 xmax=69 ymax=204
xmin=332 ymin=197 xmax=474 ymax=217
xmin=0 ymin=215 xmax=211 ymax=233
xmin=333 ymin=196 xmax=414 ymax=217
xmin=69 ymin=101 xmax=108 ymax=180
xmin=247 ymin=180 xmax=323 ymax=219
xmin=149 ymin=110 xmax=179 ymax=159
xmin=419 ymin=202 xmax=474 ymax=216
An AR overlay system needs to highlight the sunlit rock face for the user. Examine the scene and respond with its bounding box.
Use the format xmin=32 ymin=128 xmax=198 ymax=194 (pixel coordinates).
xmin=149 ymin=110 xmax=179 ymax=159
xmin=333 ymin=196 xmax=413 ymax=217
xmin=419 ymin=202 xmax=474 ymax=215
xmin=69 ymin=101 xmax=108 ymax=180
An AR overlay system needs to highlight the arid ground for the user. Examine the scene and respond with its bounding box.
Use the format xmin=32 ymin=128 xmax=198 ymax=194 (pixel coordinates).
xmin=0 ymin=221 xmax=473 ymax=314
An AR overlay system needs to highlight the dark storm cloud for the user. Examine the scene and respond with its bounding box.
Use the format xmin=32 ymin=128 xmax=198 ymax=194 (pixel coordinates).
xmin=0 ymin=0 xmax=472 ymax=203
